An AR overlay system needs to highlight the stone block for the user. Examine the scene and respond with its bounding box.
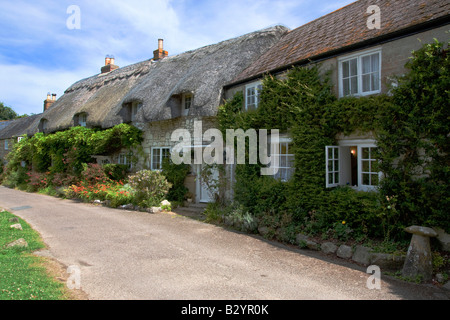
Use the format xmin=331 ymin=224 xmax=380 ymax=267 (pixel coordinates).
xmin=321 ymin=242 xmax=338 ymax=254
xmin=352 ymin=245 xmax=373 ymax=266
xmin=337 ymin=245 xmax=353 ymax=259
xmin=370 ymin=252 xmax=405 ymax=271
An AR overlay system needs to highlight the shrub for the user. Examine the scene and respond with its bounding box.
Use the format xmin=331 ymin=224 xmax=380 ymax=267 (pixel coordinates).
xmin=161 ymin=159 xmax=190 ymax=202
xmin=128 ymin=170 xmax=172 ymax=207
xmin=102 ymin=164 xmax=129 ymax=182
xmin=81 ymin=163 xmax=110 ymax=185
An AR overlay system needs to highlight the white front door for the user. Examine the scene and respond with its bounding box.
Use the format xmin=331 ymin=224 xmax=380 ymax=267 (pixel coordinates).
xmin=196 ymin=164 xmax=219 ymax=203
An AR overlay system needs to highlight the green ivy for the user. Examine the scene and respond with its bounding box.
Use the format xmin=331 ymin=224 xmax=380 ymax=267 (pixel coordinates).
xmin=3 ymin=123 xmax=143 ymax=180
xmin=218 ymin=39 xmax=449 ymax=240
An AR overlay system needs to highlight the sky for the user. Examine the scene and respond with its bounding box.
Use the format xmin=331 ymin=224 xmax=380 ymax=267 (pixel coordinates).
xmin=0 ymin=0 xmax=355 ymax=116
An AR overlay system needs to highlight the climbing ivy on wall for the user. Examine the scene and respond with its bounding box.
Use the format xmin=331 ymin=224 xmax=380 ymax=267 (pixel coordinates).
xmin=218 ymin=39 xmax=449 ymax=240
xmin=3 ymin=123 xmax=143 ymax=177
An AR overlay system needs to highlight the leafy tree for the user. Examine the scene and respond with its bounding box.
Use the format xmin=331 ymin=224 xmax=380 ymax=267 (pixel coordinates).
xmin=0 ymin=102 xmax=18 ymax=120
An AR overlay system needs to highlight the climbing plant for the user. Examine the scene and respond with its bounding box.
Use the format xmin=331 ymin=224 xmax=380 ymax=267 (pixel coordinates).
xmin=218 ymin=39 xmax=449 ymax=240
xmin=2 ymin=123 xmax=143 ymax=186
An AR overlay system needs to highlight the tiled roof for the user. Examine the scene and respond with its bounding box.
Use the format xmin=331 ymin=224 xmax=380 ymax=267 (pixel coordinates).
xmin=230 ymin=0 xmax=450 ymax=85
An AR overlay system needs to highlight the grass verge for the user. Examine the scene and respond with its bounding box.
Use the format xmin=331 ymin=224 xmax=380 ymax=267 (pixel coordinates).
xmin=0 ymin=209 xmax=78 ymax=300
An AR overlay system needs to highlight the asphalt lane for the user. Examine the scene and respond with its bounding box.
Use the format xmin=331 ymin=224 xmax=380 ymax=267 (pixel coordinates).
xmin=1 ymin=186 xmax=449 ymax=301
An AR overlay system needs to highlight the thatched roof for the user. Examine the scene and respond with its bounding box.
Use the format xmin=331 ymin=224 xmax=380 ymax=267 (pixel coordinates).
xmin=125 ymin=25 xmax=288 ymax=122
xmin=21 ymin=25 xmax=288 ymax=135
xmin=0 ymin=114 xmax=42 ymax=140
xmin=27 ymin=60 xmax=152 ymax=134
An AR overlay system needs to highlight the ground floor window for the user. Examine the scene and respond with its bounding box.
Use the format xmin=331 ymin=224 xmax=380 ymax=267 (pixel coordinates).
xmin=118 ymin=153 xmax=133 ymax=169
xmin=325 ymin=140 xmax=380 ymax=191
xmin=151 ymin=147 xmax=171 ymax=170
xmin=269 ymin=136 xmax=294 ymax=182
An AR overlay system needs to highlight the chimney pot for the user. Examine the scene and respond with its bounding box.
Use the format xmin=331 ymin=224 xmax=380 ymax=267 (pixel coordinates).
xmin=44 ymin=92 xmax=56 ymax=111
xmin=101 ymin=55 xmax=119 ymax=73
xmin=153 ymin=39 xmax=168 ymax=61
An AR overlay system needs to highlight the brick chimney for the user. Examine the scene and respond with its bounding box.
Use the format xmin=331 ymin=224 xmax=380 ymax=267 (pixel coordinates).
xmin=101 ymin=55 xmax=119 ymax=73
xmin=153 ymin=39 xmax=168 ymax=61
xmin=43 ymin=92 xmax=57 ymax=111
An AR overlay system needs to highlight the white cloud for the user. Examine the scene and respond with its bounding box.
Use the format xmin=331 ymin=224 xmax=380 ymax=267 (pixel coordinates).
xmin=0 ymin=0 xmax=355 ymax=115
xmin=0 ymin=63 xmax=88 ymax=115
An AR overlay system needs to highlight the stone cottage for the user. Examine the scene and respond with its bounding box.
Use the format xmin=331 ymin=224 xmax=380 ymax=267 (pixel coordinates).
xmin=223 ymin=0 xmax=449 ymax=192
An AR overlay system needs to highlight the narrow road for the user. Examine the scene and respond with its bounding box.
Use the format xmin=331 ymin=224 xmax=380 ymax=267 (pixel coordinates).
xmin=1 ymin=186 xmax=448 ymax=301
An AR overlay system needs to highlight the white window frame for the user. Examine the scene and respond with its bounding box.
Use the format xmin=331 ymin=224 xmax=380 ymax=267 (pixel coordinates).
xmin=245 ymin=81 xmax=263 ymax=111
xmin=151 ymin=147 xmax=171 ymax=170
xmin=17 ymin=136 xmax=24 ymax=143
xmin=325 ymin=146 xmax=340 ymax=188
xmin=326 ymin=139 xmax=381 ymax=191
xmin=118 ymin=153 xmax=133 ymax=169
xmin=78 ymin=113 xmax=87 ymax=127
xmin=181 ymin=93 xmax=192 ymax=116
xmin=131 ymin=102 xmax=142 ymax=122
xmin=338 ymin=48 xmax=382 ymax=97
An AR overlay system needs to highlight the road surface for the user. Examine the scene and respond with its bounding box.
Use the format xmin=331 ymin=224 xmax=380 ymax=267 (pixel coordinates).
xmin=1 ymin=186 xmax=448 ymax=302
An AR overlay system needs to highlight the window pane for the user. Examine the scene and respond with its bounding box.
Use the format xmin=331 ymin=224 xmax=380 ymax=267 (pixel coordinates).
xmin=281 ymin=143 xmax=287 ymax=155
xmin=362 ymin=147 xmax=370 ymax=159
xmin=350 ymin=77 xmax=358 ymax=94
xmin=372 ymin=160 xmax=379 ymax=172
xmin=362 ymin=56 xmax=371 ymax=74
xmin=350 ymin=59 xmax=358 ymax=76
xmin=371 ymin=73 xmax=380 ymax=91
xmin=334 ymin=148 xmax=339 ymax=159
xmin=342 ymin=61 xmax=349 ymax=78
xmin=334 ymin=160 xmax=339 ymax=171
xmin=329 ymin=173 xmax=333 ymax=184
xmin=362 ymin=74 xmax=371 ymax=92
xmin=334 ymin=172 xmax=339 ymax=184
xmin=362 ymin=160 xmax=370 ymax=172
xmin=363 ymin=173 xmax=370 ymax=185
xmin=328 ymin=160 xmax=333 ymax=172
xmin=280 ymin=156 xmax=287 ymax=167
xmin=371 ymin=53 xmax=379 ymax=72
xmin=343 ymin=78 xmax=350 ymax=96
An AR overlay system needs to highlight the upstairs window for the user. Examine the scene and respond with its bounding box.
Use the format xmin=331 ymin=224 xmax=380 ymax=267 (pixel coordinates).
xmin=339 ymin=49 xmax=381 ymax=97
xmin=74 ymin=113 xmax=88 ymax=127
xmin=4 ymin=140 xmax=8 ymax=150
xmin=181 ymin=93 xmax=192 ymax=116
xmin=131 ymin=102 xmax=142 ymax=122
xmin=39 ymin=118 xmax=48 ymax=132
xmin=245 ymin=81 xmax=262 ymax=111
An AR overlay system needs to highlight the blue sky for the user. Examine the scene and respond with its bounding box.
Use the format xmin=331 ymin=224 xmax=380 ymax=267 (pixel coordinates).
xmin=0 ymin=0 xmax=355 ymax=116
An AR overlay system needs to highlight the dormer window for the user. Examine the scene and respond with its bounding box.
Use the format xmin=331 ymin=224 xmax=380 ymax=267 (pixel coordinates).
xmin=74 ymin=113 xmax=88 ymax=127
xmin=131 ymin=102 xmax=142 ymax=122
xmin=181 ymin=93 xmax=192 ymax=116
xmin=39 ymin=118 xmax=48 ymax=132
